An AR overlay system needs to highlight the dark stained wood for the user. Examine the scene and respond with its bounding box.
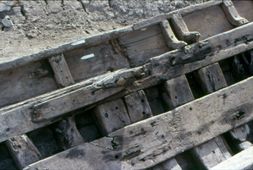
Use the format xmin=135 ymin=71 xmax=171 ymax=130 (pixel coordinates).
xmin=94 ymin=99 xmax=131 ymax=135
xmin=124 ymin=90 xmax=152 ymax=123
xmin=54 ymin=116 xmax=84 ymax=150
xmin=164 ymin=75 xmax=194 ymax=108
xmin=6 ymin=135 xmax=41 ymax=169
xmin=24 ymin=76 xmax=253 ymax=170
xmin=197 ymin=63 xmax=227 ymax=93
xmin=0 ymin=23 xmax=252 ymax=144
xmin=0 ymin=60 xmax=57 ymax=108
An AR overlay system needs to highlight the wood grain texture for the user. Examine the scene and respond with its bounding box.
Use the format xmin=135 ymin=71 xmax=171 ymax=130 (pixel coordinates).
xmin=222 ymin=0 xmax=248 ymax=26
xmin=124 ymin=90 xmax=152 ymax=123
xmin=164 ymin=75 xmax=194 ymax=108
xmin=94 ymin=99 xmax=131 ymax=135
xmin=6 ymin=135 xmax=41 ymax=169
xmin=0 ymin=23 xmax=253 ymax=144
xmin=119 ymin=25 xmax=169 ymax=67
xmin=48 ymin=54 xmax=75 ymax=87
xmin=211 ymin=146 xmax=253 ymax=170
xmin=193 ymin=63 xmax=232 ymax=168
xmin=24 ymin=76 xmax=253 ymax=170
xmin=197 ymin=63 xmax=227 ymax=93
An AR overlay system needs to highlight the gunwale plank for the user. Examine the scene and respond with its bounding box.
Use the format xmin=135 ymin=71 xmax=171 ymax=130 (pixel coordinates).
xmin=24 ymin=76 xmax=253 ymax=170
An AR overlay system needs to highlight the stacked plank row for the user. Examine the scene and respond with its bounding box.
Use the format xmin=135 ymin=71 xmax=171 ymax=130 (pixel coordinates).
xmin=0 ymin=0 xmax=253 ymax=169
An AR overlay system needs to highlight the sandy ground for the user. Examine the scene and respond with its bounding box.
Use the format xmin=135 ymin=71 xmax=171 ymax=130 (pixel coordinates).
xmin=0 ymin=0 xmax=208 ymax=61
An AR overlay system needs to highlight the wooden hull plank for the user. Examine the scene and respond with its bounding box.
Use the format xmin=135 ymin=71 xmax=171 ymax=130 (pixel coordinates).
xmin=0 ymin=23 xmax=252 ymax=144
xmin=192 ymin=63 xmax=232 ymax=168
xmin=24 ymin=76 xmax=253 ymax=170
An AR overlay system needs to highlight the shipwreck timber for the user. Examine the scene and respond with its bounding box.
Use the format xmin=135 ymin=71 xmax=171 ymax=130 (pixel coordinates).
xmin=0 ymin=0 xmax=253 ymax=169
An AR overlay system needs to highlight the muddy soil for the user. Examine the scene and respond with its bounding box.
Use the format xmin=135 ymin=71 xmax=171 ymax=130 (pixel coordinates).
xmin=0 ymin=0 xmax=208 ymax=61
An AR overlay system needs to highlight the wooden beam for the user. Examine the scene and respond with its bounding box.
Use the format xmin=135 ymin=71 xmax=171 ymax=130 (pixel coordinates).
xmin=24 ymin=76 xmax=253 ymax=170
xmin=157 ymin=75 xmax=193 ymax=169
xmin=94 ymin=99 xmax=131 ymax=135
xmin=6 ymin=135 xmax=41 ymax=169
xmin=192 ymin=63 xmax=231 ymax=168
xmin=163 ymin=75 xmax=194 ymax=108
xmin=48 ymin=54 xmax=74 ymax=87
xmin=171 ymin=13 xmax=200 ymax=44
xmin=124 ymin=90 xmax=152 ymax=123
xmin=211 ymin=146 xmax=253 ymax=170
xmin=160 ymin=20 xmax=187 ymax=49
xmin=49 ymin=53 xmax=84 ymax=149
xmin=0 ymin=23 xmax=253 ymax=144
xmin=197 ymin=63 xmax=227 ymax=93
xmin=54 ymin=116 xmax=84 ymax=150
xmin=222 ymin=0 xmax=248 ymax=27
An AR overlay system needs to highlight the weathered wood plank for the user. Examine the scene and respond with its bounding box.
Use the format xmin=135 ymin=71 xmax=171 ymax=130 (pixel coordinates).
xmin=193 ymin=63 xmax=231 ymax=168
xmin=192 ymin=136 xmax=231 ymax=169
xmin=183 ymin=4 xmax=233 ymax=40
xmin=124 ymin=90 xmax=152 ymax=123
xmin=156 ymin=75 xmax=194 ymax=170
xmin=24 ymin=76 xmax=253 ymax=170
xmin=171 ymin=13 xmax=200 ymax=44
xmin=64 ymin=42 xmax=130 ymax=82
xmin=0 ymin=23 xmax=253 ymax=144
xmin=49 ymin=53 xmax=84 ymax=149
xmin=94 ymin=99 xmax=131 ymax=135
xmin=48 ymin=54 xmax=75 ymax=87
xmin=54 ymin=116 xmax=84 ymax=150
xmin=211 ymin=146 xmax=253 ymax=170
xmin=160 ymin=20 xmax=186 ymax=49
xmin=222 ymin=0 xmax=248 ymax=27
xmin=230 ymin=124 xmax=253 ymax=150
xmin=151 ymin=22 xmax=253 ymax=79
xmin=197 ymin=63 xmax=227 ymax=93
xmin=164 ymin=75 xmax=194 ymax=108
xmin=119 ymin=25 xmax=169 ymax=67
xmin=6 ymin=135 xmax=41 ymax=169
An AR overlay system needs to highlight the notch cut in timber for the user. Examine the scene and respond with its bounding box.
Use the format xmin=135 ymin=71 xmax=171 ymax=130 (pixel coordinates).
xmin=222 ymin=0 xmax=248 ymax=27
xmin=171 ymin=13 xmax=200 ymax=44
xmin=24 ymin=76 xmax=253 ymax=170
